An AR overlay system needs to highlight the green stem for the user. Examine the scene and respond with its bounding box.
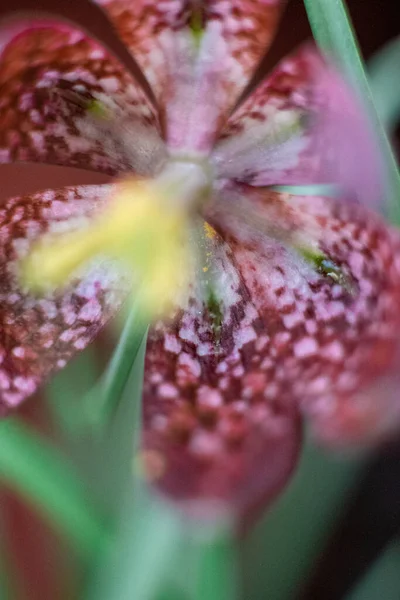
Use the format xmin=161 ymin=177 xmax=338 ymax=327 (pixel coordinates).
xmin=86 ymin=488 xmax=182 ymax=600
xmin=0 ymin=418 xmax=108 ymax=560
xmin=346 ymin=539 xmax=400 ymax=600
xmin=369 ymin=36 xmax=400 ymax=132
xmin=191 ymin=526 xmax=238 ymax=600
xmin=303 ymin=0 xmax=400 ymax=224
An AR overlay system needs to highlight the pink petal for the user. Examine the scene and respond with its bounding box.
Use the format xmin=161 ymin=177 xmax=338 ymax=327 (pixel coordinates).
xmin=209 ymin=183 xmax=400 ymax=446
xmin=95 ymin=0 xmax=287 ymax=153
xmin=142 ymin=228 xmax=301 ymax=523
xmin=304 ymin=345 xmax=400 ymax=448
xmin=0 ymin=19 xmax=164 ymax=175
xmin=213 ymin=45 xmax=384 ymax=208
xmin=0 ymin=184 xmax=128 ymax=416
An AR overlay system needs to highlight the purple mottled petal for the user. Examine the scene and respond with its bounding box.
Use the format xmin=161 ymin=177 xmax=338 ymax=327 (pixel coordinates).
xmin=142 ymin=226 xmax=301 ymax=522
xmin=210 ymin=183 xmax=400 ymax=446
xmin=0 ymin=184 xmax=128 ymax=416
xmin=0 ymin=20 xmax=165 ymax=175
xmin=213 ymin=46 xmax=383 ymax=208
xmin=93 ymin=0 xmax=188 ymax=102
xmin=94 ymin=0 xmax=287 ymax=153
xmin=305 ymin=344 xmax=400 ymax=447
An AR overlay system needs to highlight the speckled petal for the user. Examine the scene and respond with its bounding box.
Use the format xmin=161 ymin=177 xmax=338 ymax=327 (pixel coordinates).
xmin=94 ymin=0 xmax=287 ymax=152
xmin=210 ymin=183 xmax=400 ymax=446
xmin=142 ymin=225 xmax=301 ymax=522
xmin=0 ymin=184 xmax=128 ymax=415
xmin=213 ymin=46 xmax=383 ymax=207
xmin=0 ymin=20 xmax=165 ymax=176
xmin=305 ymin=345 xmax=400 ymax=447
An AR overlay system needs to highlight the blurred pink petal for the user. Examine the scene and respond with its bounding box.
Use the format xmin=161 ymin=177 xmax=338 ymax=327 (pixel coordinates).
xmin=213 ymin=45 xmax=384 ymax=208
xmin=209 ymin=183 xmax=400 ymax=446
xmin=303 ymin=347 xmax=400 ymax=447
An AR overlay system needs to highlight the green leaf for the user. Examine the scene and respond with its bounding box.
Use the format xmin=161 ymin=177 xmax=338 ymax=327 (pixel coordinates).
xmin=303 ymin=0 xmax=400 ymax=224
xmin=84 ymin=334 xmax=162 ymax=600
xmin=346 ymin=539 xmax=400 ymax=600
xmin=92 ymin=331 xmax=147 ymax=512
xmin=84 ymin=302 xmax=148 ymax=430
xmin=0 ymin=418 xmax=108 ymax=560
xmin=153 ymin=585 xmax=188 ymax=600
xmin=369 ymin=36 xmax=400 ymax=132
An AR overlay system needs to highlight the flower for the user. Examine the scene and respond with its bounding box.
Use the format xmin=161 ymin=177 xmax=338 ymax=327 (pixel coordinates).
xmin=1 ymin=0 xmax=400 ymax=524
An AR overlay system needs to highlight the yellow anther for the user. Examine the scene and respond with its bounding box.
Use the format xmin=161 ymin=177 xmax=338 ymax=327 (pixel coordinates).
xmin=203 ymin=221 xmax=217 ymax=239
xmin=22 ymin=177 xmax=192 ymax=319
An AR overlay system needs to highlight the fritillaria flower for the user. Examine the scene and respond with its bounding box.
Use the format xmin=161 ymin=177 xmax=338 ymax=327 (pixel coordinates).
xmin=1 ymin=0 xmax=400 ymax=523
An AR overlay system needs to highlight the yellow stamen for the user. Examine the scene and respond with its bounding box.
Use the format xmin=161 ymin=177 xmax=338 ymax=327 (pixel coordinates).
xmin=21 ymin=177 xmax=192 ymax=319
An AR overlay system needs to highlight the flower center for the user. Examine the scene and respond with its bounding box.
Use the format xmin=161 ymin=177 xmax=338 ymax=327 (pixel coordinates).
xmin=21 ymin=158 xmax=214 ymax=318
